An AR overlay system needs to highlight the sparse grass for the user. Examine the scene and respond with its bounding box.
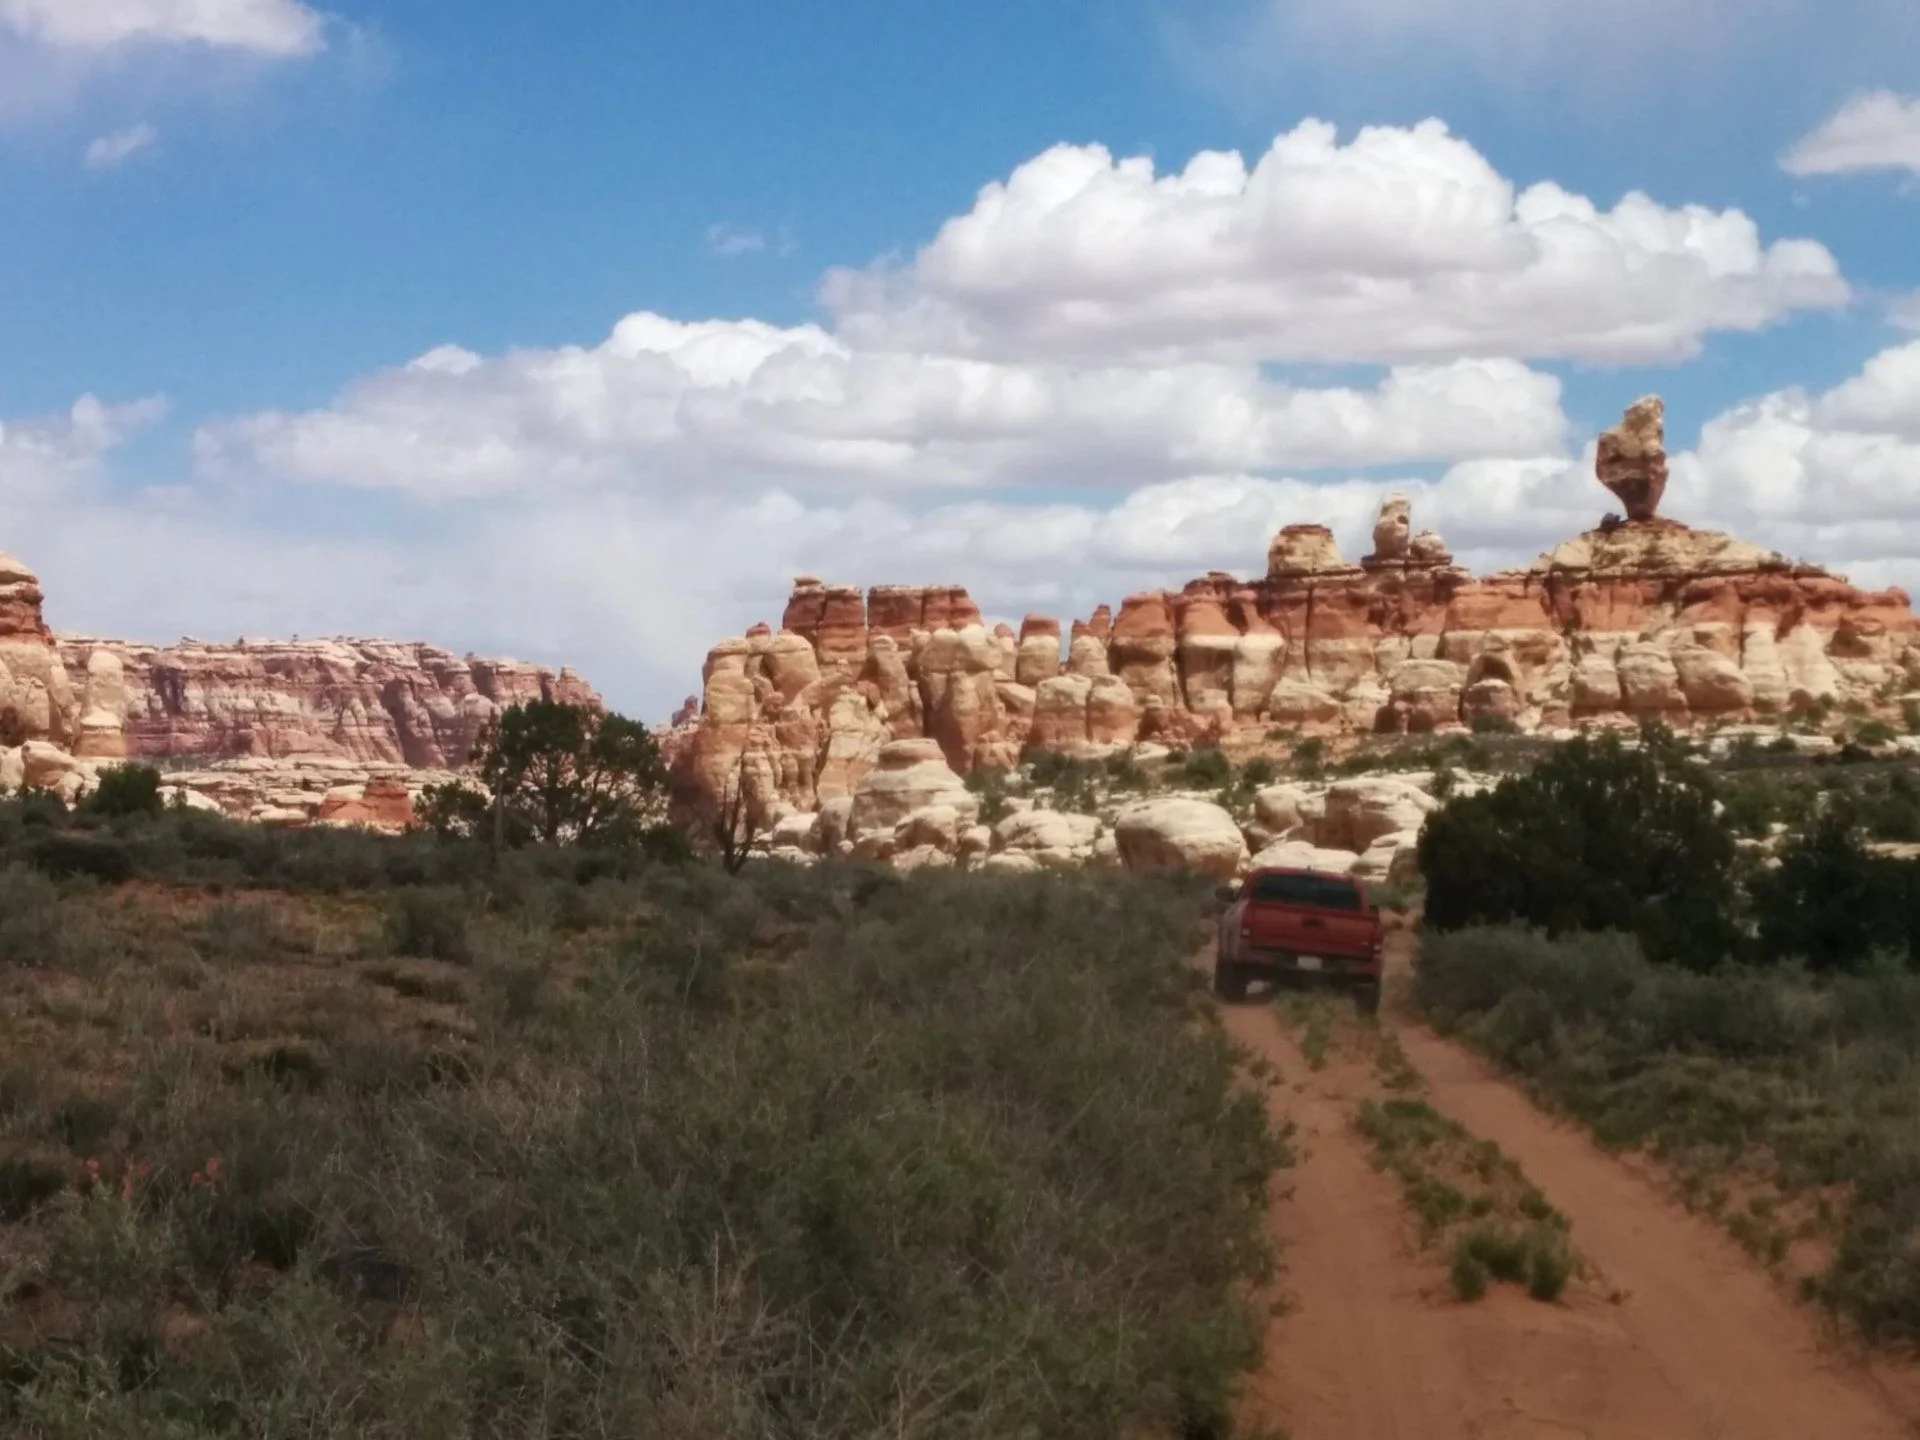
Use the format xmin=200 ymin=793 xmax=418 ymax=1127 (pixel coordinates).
xmin=1417 ymin=924 xmax=1920 ymax=1342
xmin=0 ymin=831 xmax=1286 ymax=1439
xmin=1373 ymin=1030 xmax=1424 ymax=1094
xmin=1280 ymin=992 xmax=1350 ymax=1071
xmin=1355 ymin=1095 xmax=1579 ymax=1305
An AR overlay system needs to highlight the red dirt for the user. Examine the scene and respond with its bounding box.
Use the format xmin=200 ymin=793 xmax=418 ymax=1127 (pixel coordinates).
xmin=1219 ymin=935 xmax=1920 ymax=1440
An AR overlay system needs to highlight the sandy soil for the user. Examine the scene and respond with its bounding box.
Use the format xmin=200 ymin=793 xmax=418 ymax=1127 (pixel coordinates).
xmin=1218 ymin=929 xmax=1920 ymax=1440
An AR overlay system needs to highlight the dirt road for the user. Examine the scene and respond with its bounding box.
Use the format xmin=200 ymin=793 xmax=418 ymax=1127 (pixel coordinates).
xmin=1220 ymin=933 xmax=1920 ymax=1440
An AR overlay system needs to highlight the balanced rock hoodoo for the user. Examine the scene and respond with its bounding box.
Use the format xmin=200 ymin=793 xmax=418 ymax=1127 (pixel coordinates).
xmin=679 ymin=398 xmax=1920 ymax=828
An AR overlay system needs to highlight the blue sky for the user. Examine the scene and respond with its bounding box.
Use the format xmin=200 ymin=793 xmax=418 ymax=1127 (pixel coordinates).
xmin=3 ymin=0 xmax=1920 ymax=712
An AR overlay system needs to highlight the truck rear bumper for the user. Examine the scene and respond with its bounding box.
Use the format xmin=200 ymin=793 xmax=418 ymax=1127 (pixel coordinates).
xmin=1231 ymin=952 xmax=1379 ymax=991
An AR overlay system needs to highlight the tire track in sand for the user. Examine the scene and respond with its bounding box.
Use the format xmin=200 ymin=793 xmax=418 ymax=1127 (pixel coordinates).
xmin=1220 ymin=971 xmax=1920 ymax=1440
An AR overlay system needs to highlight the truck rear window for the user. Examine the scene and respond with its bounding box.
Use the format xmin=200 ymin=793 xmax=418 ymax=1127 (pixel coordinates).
xmin=1248 ymin=872 xmax=1365 ymax=911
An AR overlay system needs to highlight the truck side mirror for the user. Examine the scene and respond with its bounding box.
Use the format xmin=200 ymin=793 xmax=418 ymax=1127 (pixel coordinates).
xmin=1213 ymin=884 xmax=1238 ymax=905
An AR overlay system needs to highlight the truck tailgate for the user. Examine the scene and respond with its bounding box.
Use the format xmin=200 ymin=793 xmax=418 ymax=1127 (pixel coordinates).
xmin=1247 ymin=905 xmax=1374 ymax=956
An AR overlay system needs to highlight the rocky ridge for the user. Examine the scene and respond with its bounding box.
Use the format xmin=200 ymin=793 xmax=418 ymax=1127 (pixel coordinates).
xmin=681 ymin=398 xmax=1920 ymax=839
xmin=1 ymin=554 xmax=599 ymax=827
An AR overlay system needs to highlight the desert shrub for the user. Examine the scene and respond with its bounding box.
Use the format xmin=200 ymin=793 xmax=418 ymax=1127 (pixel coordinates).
xmin=82 ymin=763 xmax=164 ymax=818
xmin=0 ymin=863 xmax=64 ymax=967
xmin=197 ymin=899 xmax=297 ymax=965
xmin=965 ymin=765 xmax=1011 ymax=824
xmin=0 ymin=865 xmax=1284 ymax=1437
xmin=383 ymin=886 xmax=473 ymax=964
xmin=1862 ymin=770 xmax=1920 ymax=843
xmin=27 ymin=830 xmax=133 ymax=883
xmin=1750 ymin=811 xmax=1920 ymax=972
xmin=1181 ymin=745 xmax=1232 ymax=788
xmin=1024 ymin=748 xmax=1076 ymax=788
xmin=1292 ymin=737 xmax=1325 ymax=777
xmin=1418 ymin=730 xmax=1738 ymax=969
xmin=1855 ymin=718 xmax=1900 ymax=748
xmin=1416 ymin=923 xmax=1920 ymax=1340
xmin=1449 ymin=1243 xmax=1489 ymax=1300
xmin=1905 ymin=699 xmax=1920 ymax=735
xmin=0 ymin=1153 xmax=67 ymax=1221
xmin=1103 ymin=750 xmax=1149 ymax=791
xmin=1240 ymin=756 xmax=1278 ymax=786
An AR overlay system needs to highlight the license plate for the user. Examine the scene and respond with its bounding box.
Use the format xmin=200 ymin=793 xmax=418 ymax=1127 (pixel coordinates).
xmin=1296 ymin=955 xmax=1324 ymax=972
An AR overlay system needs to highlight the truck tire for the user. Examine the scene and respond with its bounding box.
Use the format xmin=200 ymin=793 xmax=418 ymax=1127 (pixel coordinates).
xmin=1213 ymin=957 xmax=1249 ymax=1003
xmin=1354 ymin=982 xmax=1381 ymax=1017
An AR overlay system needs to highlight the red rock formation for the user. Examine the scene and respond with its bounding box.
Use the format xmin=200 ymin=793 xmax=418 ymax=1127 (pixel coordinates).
xmin=315 ymin=775 xmax=417 ymax=830
xmin=1597 ymin=396 xmax=1669 ymax=522
xmin=53 ymin=635 xmax=600 ymax=768
xmin=0 ymin=551 xmax=78 ymax=747
xmin=679 ymin=397 xmax=1920 ymax=818
xmin=2 ymin=543 xmax=608 ymax=830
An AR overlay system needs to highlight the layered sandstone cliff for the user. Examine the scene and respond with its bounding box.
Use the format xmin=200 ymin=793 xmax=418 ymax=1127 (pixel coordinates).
xmin=51 ymin=634 xmax=597 ymax=767
xmin=683 ymin=399 xmax=1920 ymax=823
xmin=1 ymin=547 xmax=601 ymax=826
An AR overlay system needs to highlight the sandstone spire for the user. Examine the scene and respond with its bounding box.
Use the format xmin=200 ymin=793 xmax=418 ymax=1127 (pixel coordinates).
xmin=1596 ymin=396 xmax=1669 ymax=522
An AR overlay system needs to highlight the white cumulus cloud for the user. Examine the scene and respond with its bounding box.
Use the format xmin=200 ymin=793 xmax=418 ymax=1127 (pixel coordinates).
xmin=1784 ymin=91 xmax=1920 ymax=178
xmin=0 ymin=0 xmax=323 ymax=55
xmin=194 ymin=312 xmax=1569 ymax=500
xmin=823 ymin=120 xmax=1848 ymax=366
xmin=83 ymin=120 xmax=157 ymax=168
xmin=14 ymin=345 xmax=1920 ymax=715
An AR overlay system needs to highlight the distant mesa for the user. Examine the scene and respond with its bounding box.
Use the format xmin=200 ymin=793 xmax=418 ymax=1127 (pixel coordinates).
xmin=0 ymin=544 xmax=601 ymax=827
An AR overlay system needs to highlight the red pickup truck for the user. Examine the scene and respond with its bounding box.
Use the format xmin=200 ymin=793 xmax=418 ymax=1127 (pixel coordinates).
xmin=1214 ymin=868 xmax=1384 ymax=1013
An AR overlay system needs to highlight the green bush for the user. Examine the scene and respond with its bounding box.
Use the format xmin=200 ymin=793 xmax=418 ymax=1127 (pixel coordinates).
xmin=1418 ymin=730 xmax=1738 ymax=969
xmin=1181 ymin=745 xmax=1232 ymax=788
xmin=1854 ymin=718 xmax=1900 ymax=748
xmin=964 ymin=765 xmax=1011 ymax=825
xmin=1240 ymin=756 xmax=1278 ymax=787
xmin=82 ymin=763 xmax=164 ymax=818
xmin=1449 ymin=1244 xmax=1489 ymax=1301
xmin=1750 ymin=811 xmax=1920 ymax=972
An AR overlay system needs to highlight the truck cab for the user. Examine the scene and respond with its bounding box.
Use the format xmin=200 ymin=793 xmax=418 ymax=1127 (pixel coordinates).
xmin=1214 ymin=867 xmax=1384 ymax=1014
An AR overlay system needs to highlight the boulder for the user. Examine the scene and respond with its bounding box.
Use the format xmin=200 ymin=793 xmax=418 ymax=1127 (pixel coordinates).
xmin=1595 ymin=396 xmax=1668 ymax=522
xmin=1253 ymin=783 xmax=1314 ymax=837
xmin=1351 ymin=831 xmax=1420 ymax=885
xmin=894 ymin=804 xmax=964 ymax=855
xmin=1317 ymin=778 xmax=1437 ymax=852
xmin=1113 ymin=799 xmax=1248 ymax=879
xmin=20 ymin=739 xmax=83 ymax=792
xmin=993 ymin=809 xmax=1101 ymax=869
xmin=847 ymin=739 xmax=979 ymax=856
xmin=768 ymin=811 xmax=823 ymax=855
xmin=1248 ymin=839 xmax=1363 ymax=875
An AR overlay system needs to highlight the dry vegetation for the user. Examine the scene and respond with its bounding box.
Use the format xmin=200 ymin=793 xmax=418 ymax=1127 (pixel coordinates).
xmin=1416 ymin=926 xmax=1920 ymax=1339
xmin=0 ymin=796 xmax=1286 ymax=1439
